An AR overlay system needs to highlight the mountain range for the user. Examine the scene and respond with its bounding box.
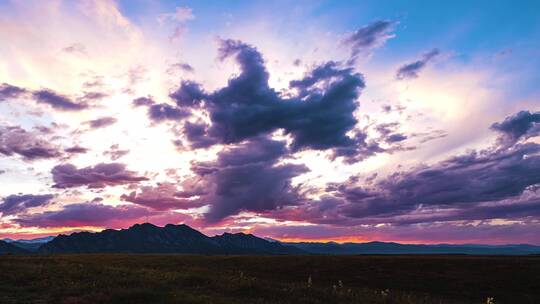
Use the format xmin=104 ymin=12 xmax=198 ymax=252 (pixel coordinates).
xmin=3 ymin=236 xmax=55 ymax=252
xmin=38 ymin=223 xmax=303 ymax=254
xmin=2 ymin=223 xmax=540 ymax=255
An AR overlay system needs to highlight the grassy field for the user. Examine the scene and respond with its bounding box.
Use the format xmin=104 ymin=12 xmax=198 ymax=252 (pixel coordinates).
xmin=0 ymin=254 xmax=538 ymax=304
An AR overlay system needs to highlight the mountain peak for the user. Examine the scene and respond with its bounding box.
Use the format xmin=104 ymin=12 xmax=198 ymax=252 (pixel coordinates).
xmin=37 ymin=222 xmax=302 ymax=255
xmin=129 ymin=223 xmax=158 ymax=229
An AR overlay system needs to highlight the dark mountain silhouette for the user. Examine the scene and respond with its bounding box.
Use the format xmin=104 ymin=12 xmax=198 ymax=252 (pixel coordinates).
xmin=6 ymin=223 xmax=539 ymax=255
xmin=0 ymin=240 xmax=28 ymax=254
xmin=38 ymin=223 xmax=302 ymax=254
xmin=286 ymin=241 xmax=540 ymax=255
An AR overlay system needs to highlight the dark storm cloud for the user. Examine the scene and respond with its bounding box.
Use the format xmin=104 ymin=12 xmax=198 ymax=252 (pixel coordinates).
xmin=396 ymin=49 xmax=440 ymax=80
xmin=0 ymin=126 xmax=62 ymax=160
xmin=32 ymin=89 xmax=88 ymax=111
xmin=343 ymin=20 xmax=396 ymax=62
xmin=183 ymin=136 xmax=309 ymax=222
xmin=15 ymin=202 xmax=153 ymax=228
xmin=0 ymin=83 xmax=27 ymax=101
xmin=51 ymin=162 xmax=148 ymax=188
xmin=85 ymin=116 xmax=117 ymax=129
xmin=0 ymin=194 xmax=54 ymax=216
xmin=490 ymin=110 xmax=540 ymax=146
xmin=171 ymin=39 xmax=373 ymax=161
xmin=170 ymin=81 xmax=206 ymax=107
xmin=182 ymin=121 xmax=219 ymax=149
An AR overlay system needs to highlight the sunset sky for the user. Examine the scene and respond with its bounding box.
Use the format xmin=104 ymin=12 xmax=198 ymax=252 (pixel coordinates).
xmin=1 ymin=0 xmax=539 ymax=244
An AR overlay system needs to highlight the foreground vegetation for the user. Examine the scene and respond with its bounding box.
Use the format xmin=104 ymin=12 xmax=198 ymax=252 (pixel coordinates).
xmin=0 ymin=254 xmax=538 ymax=304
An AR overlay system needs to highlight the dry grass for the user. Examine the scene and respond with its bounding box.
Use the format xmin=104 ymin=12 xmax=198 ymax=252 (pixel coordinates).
xmin=0 ymin=254 xmax=538 ymax=304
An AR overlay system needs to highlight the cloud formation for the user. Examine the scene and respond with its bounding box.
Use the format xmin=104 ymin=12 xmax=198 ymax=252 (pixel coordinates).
xmin=0 ymin=194 xmax=54 ymax=216
xmin=271 ymin=111 xmax=540 ymax=227
xmin=148 ymin=103 xmax=190 ymax=122
xmin=51 ymin=163 xmax=148 ymax=188
xmin=343 ymin=20 xmax=396 ymax=62
xmin=64 ymin=146 xmax=89 ymax=154
xmin=0 ymin=83 xmax=27 ymax=101
xmin=184 ymin=136 xmax=309 ymax=222
xmin=491 ymin=110 xmax=540 ymax=146
xmin=121 ymin=183 xmax=202 ymax=210
xmin=32 ymin=89 xmax=88 ymax=111
xmin=85 ymin=117 xmax=117 ymax=129
xmin=0 ymin=126 xmax=62 ymax=160
xmin=396 ymin=49 xmax=440 ymax=80
xmin=171 ymin=39 xmax=376 ymax=161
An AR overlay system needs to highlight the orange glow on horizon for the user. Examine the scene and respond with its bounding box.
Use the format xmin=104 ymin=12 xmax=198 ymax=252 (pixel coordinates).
xmin=0 ymin=226 xmax=103 ymax=240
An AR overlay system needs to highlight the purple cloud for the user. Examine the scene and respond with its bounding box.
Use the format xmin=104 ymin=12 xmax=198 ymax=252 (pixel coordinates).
xmin=0 ymin=194 xmax=54 ymax=216
xmin=342 ymin=143 xmax=540 ymax=218
xmin=491 ymin=110 xmax=540 ymax=146
xmin=171 ymin=39 xmax=375 ymax=162
xmin=85 ymin=116 xmax=117 ymax=129
xmin=79 ymin=91 xmax=108 ymax=102
xmin=148 ymin=103 xmax=190 ymax=122
xmin=169 ymin=81 xmax=206 ymax=107
xmin=132 ymin=96 xmax=155 ymax=107
xmin=0 ymin=83 xmax=27 ymax=101
xmin=183 ymin=136 xmax=309 ymax=222
xmin=32 ymin=89 xmax=87 ymax=111
xmin=0 ymin=125 xmax=62 ymax=160
xmin=265 ymin=110 xmax=540 ymax=227
xmin=64 ymin=146 xmax=88 ymax=154
xmin=51 ymin=163 xmax=148 ymax=188
xmin=167 ymin=62 xmax=195 ymax=74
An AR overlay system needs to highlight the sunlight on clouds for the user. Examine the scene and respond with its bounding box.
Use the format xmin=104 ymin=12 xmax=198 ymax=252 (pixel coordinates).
xmin=0 ymin=0 xmax=538 ymax=244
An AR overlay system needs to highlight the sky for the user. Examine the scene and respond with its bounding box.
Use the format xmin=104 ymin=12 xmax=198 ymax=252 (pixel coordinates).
xmin=1 ymin=0 xmax=539 ymax=244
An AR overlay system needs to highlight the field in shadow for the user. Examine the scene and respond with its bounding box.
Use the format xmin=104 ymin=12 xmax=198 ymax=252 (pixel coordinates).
xmin=0 ymin=254 xmax=538 ymax=303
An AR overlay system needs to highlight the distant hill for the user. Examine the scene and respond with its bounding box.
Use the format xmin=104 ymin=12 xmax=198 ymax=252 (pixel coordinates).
xmin=212 ymin=232 xmax=304 ymax=254
xmin=0 ymin=240 xmax=28 ymax=254
xmin=285 ymin=241 xmax=540 ymax=255
xmin=4 ymin=236 xmax=55 ymax=252
xmin=38 ymin=223 xmax=302 ymax=255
